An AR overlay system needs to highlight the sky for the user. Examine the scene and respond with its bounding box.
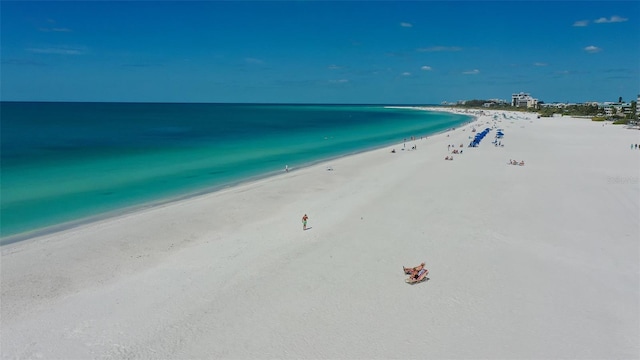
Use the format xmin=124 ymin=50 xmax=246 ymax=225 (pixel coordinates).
xmin=1 ymin=1 xmax=639 ymax=104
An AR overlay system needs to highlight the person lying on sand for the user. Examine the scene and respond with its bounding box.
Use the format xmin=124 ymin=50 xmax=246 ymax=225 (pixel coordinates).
xmin=406 ymin=268 xmax=429 ymax=284
xmin=403 ymin=262 xmax=426 ymax=274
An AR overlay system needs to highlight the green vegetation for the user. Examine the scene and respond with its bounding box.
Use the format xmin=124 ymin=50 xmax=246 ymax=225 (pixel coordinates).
xmin=613 ymin=119 xmax=629 ymax=125
xmin=449 ymin=99 xmax=638 ymax=123
xmin=450 ymin=100 xmax=530 ymax=112
xmin=539 ymin=104 xmax=600 ymax=117
xmin=456 ymin=100 xmax=492 ymax=107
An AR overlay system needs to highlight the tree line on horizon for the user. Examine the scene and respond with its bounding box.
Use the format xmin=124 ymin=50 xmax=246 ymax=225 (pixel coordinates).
xmin=451 ymin=99 xmax=638 ymax=124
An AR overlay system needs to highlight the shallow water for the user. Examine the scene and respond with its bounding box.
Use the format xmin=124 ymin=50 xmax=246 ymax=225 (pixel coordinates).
xmin=1 ymin=102 xmax=470 ymax=239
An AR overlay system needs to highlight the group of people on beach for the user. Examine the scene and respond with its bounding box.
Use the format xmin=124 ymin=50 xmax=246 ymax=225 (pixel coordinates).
xmin=403 ymin=262 xmax=429 ymax=284
xmin=445 ymin=144 xmax=464 ymax=160
xmin=391 ymin=144 xmax=418 ymax=153
xmin=631 ymin=144 xmax=639 ymax=149
xmin=509 ymin=159 xmax=525 ymax=166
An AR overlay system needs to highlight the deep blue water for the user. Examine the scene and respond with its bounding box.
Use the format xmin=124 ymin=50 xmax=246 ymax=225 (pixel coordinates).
xmin=1 ymin=102 xmax=470 ymax=241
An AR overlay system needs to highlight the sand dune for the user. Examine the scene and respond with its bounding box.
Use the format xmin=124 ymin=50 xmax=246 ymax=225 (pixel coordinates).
xmin=2 ymin=110 xmax=639 ymax=359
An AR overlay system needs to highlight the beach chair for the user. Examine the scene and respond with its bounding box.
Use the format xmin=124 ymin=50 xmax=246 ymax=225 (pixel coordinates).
xmin=406 ymin=268 xmax=429 ymax=284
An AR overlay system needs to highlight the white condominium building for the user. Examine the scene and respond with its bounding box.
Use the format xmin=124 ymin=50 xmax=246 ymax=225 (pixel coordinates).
xmin=512 ymin=92 xmax=538 ymax=108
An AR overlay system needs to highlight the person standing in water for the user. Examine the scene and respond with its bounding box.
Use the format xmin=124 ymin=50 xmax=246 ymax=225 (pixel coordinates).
xmin=302 ymin=214 xmax=309 ymax=230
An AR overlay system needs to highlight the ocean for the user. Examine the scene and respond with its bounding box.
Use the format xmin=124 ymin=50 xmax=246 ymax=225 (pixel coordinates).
xmin=1 ymin=102 xmax=471 ymax=242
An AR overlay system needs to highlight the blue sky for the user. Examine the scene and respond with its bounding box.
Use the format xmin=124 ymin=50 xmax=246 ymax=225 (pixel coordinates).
xmin=1 ymin=1 xmax=638 ymax=104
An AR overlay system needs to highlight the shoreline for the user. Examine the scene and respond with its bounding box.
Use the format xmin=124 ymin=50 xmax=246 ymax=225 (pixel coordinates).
xmin=1 ymin=107 xmax=474 ymax=245
xmin=2 ymin=108 xmax=638 ymax=359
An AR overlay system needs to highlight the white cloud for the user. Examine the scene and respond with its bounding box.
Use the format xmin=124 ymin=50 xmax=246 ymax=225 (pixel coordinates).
xmin=27 ymin=47 xmax=83 ymax=55
xmin=584 ymin=45 xmax=602 ymax=53
xmin=463 ymin=69 xmax=480 ymax=75
xmin=39 ymin=27 xmax=72 ymax=32
xmin=573 ymin=20 xmax=589 ymax=27
xmin=594 ymin=16 xmax=628 ymax=23
xmin=244 ymin=57 xmax=264 ymax=64
xmin=421 ymin=65 xmax=432 ymax=71
xmin=417 ymin=46 xmax=462 ymax=52
xmin=534 ymin=62 xmax=548 ymax=67
xmin=400 ymin=22 xmax=413 ymax=28
xmin=328 ymin=64 xmax=341 ymax=70
xmin=329 ymin=79 xmax=349 ymax=83
xmin=401 ymin=72 xmax=411 ymax=76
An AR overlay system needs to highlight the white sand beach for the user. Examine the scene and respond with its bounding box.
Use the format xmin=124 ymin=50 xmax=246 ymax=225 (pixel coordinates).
xmin=2 ymin=110 xmax=639 ymax=359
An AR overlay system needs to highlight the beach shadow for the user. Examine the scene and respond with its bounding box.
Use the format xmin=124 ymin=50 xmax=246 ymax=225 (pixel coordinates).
xmin=304 ymin=227 xmax=313 ymax=231
xmin=406 ymin=277 xmax=430 ymax=285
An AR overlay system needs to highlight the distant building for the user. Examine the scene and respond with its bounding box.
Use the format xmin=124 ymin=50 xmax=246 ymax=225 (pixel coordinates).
xmin=602 ymin=102 xmax=633 ymax=117
xmin=483 ymin=99 xmax=507 ymax=107
xmin=540 ymin=102 xmax=567 ymax=108
xmin=511 ymin=92 xmax=539 ymax=108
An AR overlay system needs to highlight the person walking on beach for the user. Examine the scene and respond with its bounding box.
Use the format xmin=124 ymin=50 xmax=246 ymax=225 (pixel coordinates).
xmin=302 ymin=214 xmax=309 ymax=230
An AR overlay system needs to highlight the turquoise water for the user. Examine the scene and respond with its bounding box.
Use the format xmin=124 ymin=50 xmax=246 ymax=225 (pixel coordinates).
xmin=1 ymin=103 xmax=470 ymax=241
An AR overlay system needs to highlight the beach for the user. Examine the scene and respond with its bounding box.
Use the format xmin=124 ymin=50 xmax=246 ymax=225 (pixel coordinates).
xmin=2 ymin=109 xmax=639 ymax=359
